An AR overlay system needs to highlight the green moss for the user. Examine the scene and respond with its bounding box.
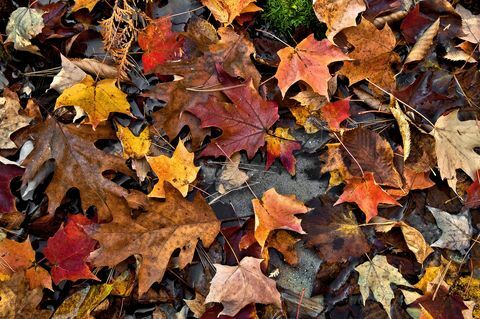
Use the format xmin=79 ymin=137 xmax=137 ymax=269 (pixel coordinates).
xmin=262 ymin=0 xmax=318 ymax=34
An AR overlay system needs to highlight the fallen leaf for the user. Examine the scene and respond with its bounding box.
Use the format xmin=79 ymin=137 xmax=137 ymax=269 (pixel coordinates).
xmin=216 ymin=153 xmax=249 ymax=194
xmin=200 ymin=304 xmax=257 ymax=319
xmin=341 ymin=18 xmax=400 ymax=91
xmin=387 ymin=167 xmax=435 ymax=198
xmin=374 ymin=219 xmax=433 ymax=264
xmin=5 ymin=7 xmax=45 ymax=53
xmin=138 ymin=17 xmax=184 ymax=74
xmin=267 ymin=230 xmax=299 ymax=266
xmin=0 ymin=238 xmax=35 ymax=279
xmin=201 ymin=0 xmax=257 ymax=25
xmin=50 ymin=54 xmax=87 ymax=93
xmin=252 ymin=188 xmax=310 ymax=248
xmin=319 ymin=143 xmax=352 ymax=189
xmin=414 ymin=266 xmax=442 ymax=293
xmin=334 ymin=172 xmax=401 ymax=222
xmin=404 ymin=19 xmax=440 ymax=64
xmin=431 ymin=109 xmax=480 ymax=192
xmin=427 ymin=206 xmax=472 ymax=252
xmin=355 ymin=255 xmax=412 ymax=318
xmin=71 ymin=0 xmax=99 ymax=12
xmin=55 ymin=75 xmax=132 ymax=129
xmin=265 ymin=127 xmax=301 ymax=176
xmin=205 ymin=257 xmax=281 ymax=316
xmin=290 ymin=90 xmax=327 ymax=134
xmin=275 ymin=34 xmax=350 ymax=97
xmin=313 ymin=0 xmax=366 ymax=41
xmin=116 ymin=124 xmax=151 ymax=159
xmin=13 ymin=117 xmax=132 ymax=220
xmin=52 ymin=283 xmax=113 ymax=318
xmin=466 ymin=170 xmax=480 ymax=208
xmin=389 ymin=100 xmax=411 ymax=162
xmin=0 ymin=163 xmax=24 ymax=214
xmin=25 ymin=267 xmax=52 ymax=290
xmin=321 ymin=98 xmax=351 ymax=131
xmin=0 ymin=89 xmax=32 ymax=149
xmin=147 ymin=140 xmax=199 ymax=198
xmin=456 ymin=5 xmax=480 ymax=44
xmin=189 ymin=71 xmax=278 ymax=159
xmin=340 ymin=127 xmax=403 ymax=188
xmin=88 ymin=183 xmax=220 ymax=295
xmin=184 ymin=293 xmax=206 ymax=318
xmin=303 ymin=196 xmax=370 ymax=263
xmin=43 ymin=214 xmax=99 ymax=284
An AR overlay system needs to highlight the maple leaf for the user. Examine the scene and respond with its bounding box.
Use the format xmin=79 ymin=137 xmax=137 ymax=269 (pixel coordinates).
xmin=431 ymin=109 xmax=480 ymax=192
xmin=216 ymin=153 xmax=249 ymax=194
xmin=55 ymin=75 xmax=132 ymax=129
xmin=145 ymin=25 xmax=259 ymax=148
xmin=13 ymin=117 xmax=132 ymax=221
xmin=138 ymin=17 xmax=184 ymax=74
xmin=302 ymin=196 xmax=370 ymax=263
xmin=321 ymin=98 xmax=351 ymax=130
xmin=43 ymin=215 xmax=98 ymax=284
xmin=355 ymin=255 xmax=412 ymax=318
xmin=265 ymin=127 xmax=301 ymax=176
xmin=341 ymin=18 xmax=400 ymax=91
xmin=427 ymin=206 xmax=472 ymax=252
xmin=147 ymin=140 xmax=200 ymax=198
xmin=201 ymin=0 xmax=258 ymax=25
xmin=71 ymin=0 xmax=99 ymax=12
xmin=340 ymin=127 xmax=403 ymax=188
xmin=313 ymin=0 xmax=366 ymax=41
xmin=466 ymin=170 xmax=480 ymax=208
xmin=205 ymin=257 xmax=281 ymax=316
xmin=189 ymin=72 xmax=279 ymax=159
xmin=334 ymin=172 xmax=401 ymax=222
xmin=252 ymin=188 xmax=310 ymax=248
xmin=267 ymin=230 xmax=300 ymax=266
xmin=0 ymin=89 xmax=32 ymax=149
xmin=5 ymin=7 xmax=45 ymax=53
xmin=290 ymin=90 xmax=328 ymax=134
xmin=116 ymin=124 xmax=151 ymax=159
xmin=0 ymin=163 xmax=24 ymax=214
xmin=275 ymin=34 xmax=349 ymax=97
xmin=456 ymin=5 xmax=480 ymax=44
xmin=87 ymin=183 xmax=220 ymax=295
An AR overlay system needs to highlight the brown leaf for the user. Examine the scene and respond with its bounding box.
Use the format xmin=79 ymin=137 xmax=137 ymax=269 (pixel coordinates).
xmin=0 ymin=89 xmax=31 ymax=149
xmin=404 ymin=19 xmax=440 ymax=64
xmin=88 ymin=183 xmax=220 ymax=295
xmin=205 ymin=257 xmax=281 ymax=316
xmin=266 ymin=230 xmax=299 ymax=266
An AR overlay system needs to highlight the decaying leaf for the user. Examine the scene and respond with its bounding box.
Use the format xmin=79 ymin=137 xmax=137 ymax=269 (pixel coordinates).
xmin=0 ymin=89 xmax=32 ymax=149
xmin=265 ymin=127 xmax=301 ymax=176
xmin=275 ymin=34 xmax=350 ymax=97
xmin=0 ymin=163 xmax=24 ymax=214
xmin=216 ymin=153 xmax=249 ymax=194
xmin=88 ymin=183 xmax=220 ymax=295
xmin=431 ymin=109 xmax=480 ymax=192
xmin=319 ymin=143 xmax=352 ymax=189
xmin=71 ymin=0 xmax=100 ymax=12
xmin=55 ymin=75 xmax=132 ymax=129
xmin=5 ymin=7 xmax=45 ymax=53
xmin=252 ymin=188 xmax=310 ymax=248
xmin=184 ymin=293 xmax=206 ymax=318
xmin=267 ymin=230 xmax=300 ymax=266
xmin=356 ymin=255 xmax=412 ymax=318
xmin=201 ymin=0 xmax=258 ymax=25
xmin=456 ymin=5 xmax=480 ymax=44
xmin=205 ymin=257 xmax=281 ymax=316
xmin=389 ymin=98 xmax=411 ymax=161
xmin=52 ymin=283 xmax=112 ymax=318
xmin=50 ymin=54 xmax=87 ymax=93
xmin=427 ymin=206 xmax=472 ymax=252
xmin=147 ymin=140 xmax=199 ymax=198
xmin=404 ymin=19 xmax=440 ymax=64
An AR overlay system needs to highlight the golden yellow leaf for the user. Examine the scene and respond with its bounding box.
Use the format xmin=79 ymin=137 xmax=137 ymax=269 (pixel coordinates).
xmin=415 ymin=266 xmax=442 ymax=293
xmin=147 ymin=140 xmax=200 ymax=198
xmin=71 ymin=0 xmax=100 ymax=12
xmin=116 ymin=124 xmax=151 ymax=159
xmin=55 ymin=75 xmax=131 ymax=129
xmin=200 ymin=0 xmax=257 ymax=25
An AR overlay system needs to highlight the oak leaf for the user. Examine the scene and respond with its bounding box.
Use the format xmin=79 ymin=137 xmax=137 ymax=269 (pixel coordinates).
xmin=205 ymin=257 xmax=281 ymax=316
xmin=334 ymin=172 xmax=401 ymax=221
xmin=13 ymin=117 xmax=132 ymax=221
xmin=43 ymin=215 xmax=98 ymax=284
xmin=0 ymin=89 xmax=32 ymax=149
xmin=147 ymin=140 xmax=200 ymax=198
xmin=88 ymin=183 xmax=220 ymax=295
xmin=431 ymin=109 xmax=480 ymax=192
xmin=303 ymin=196 xmax=370 ymax=263
xmin=201 ymin=0 xmax=257 ymax=25
xmin=138 ymin=18 xmax=184 ymax=74
xmin=427 ymin=206 xmax=472 ymax=252
xmin=55 ymin=75 xmax=132 ymax=129
xmin=252 ymin=188 xmax=310 ymax=248
xmin=189 ymin=72 xmax=278 ymax=159
xmin=341 ymin=18 xmax=400 ymax=91
xmin=116 ymin=124 xmax=151 ymax=159
xmin=355 ymin=255 xmax=411 ymax=318
xmin=0 ymin=163 xmax=24 ymax=214
xmin=340 ymin=127 xmax=403 ymax=188
xmin=275 ymin=34 xmax=350 ymax=97
xmin=466 ymin=170 xmax=480 ymax=208
xmin=5 ymin=7 xmax=44 ymax=53
xmin=265 ymin=128 xmax=301 ymax=176
xmin=313 ymin=0 xmax=366 ymax=41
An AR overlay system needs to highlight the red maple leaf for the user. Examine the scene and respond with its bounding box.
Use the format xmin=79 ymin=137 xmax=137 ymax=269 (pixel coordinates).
xmin=334 ymin=172 xmax=401 ymax=221
xmin=43 ymin=214 xmax=99 ymax=284
xmin=189 ymin=67 xmax=279 ymax=159
xmin=138 ymin=17 xmax=184 ymax=74
xmin=321 ymin=98 xmax=351 ymax=130
xmin=0 ymin=164 xmax=24 ymax=213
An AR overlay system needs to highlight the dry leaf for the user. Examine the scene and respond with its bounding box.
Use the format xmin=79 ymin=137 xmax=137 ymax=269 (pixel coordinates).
xmin=50 ymin=54 xmax=87 ymax=93
xmin=184 ymin=293 xmax=206 ymax=318
xmin=427 ymin=206 xmax=472 ymax=252
xmin=116 ymin=124 xmax=151 ymax=159
xmin=5 ymin=7 xmax=45 ymax=53
xmin=201 ymin=0 xmax=257 ymax=25
xmin=404 ymin=19 xmax=440 ymax=64
xmin=0 ymin=89 xmax=31 ymax=149
xmin=389 ymin=98 xmax=411 ymax=161
xmin=456 ymin=5 xmax=480 ymax=44
xmin=216 ymin=153 xmax=249 ymax=194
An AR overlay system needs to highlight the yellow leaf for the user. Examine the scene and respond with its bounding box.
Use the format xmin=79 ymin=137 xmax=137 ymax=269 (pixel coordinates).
xmin=415 ymin=266 xmax=442 ymax=293
xmin=200 ymin=0 xmax=257 ymax=25
xmin=116 ymin=124 xmax=151 ymax=159
xmin=147 ymin=140 xmax=200 ymax=198
xmin=71 ymin=0 xmax=100 ymax=12
xmin=55 ymin=75 xmax=131 ymax=129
